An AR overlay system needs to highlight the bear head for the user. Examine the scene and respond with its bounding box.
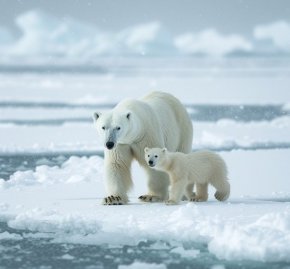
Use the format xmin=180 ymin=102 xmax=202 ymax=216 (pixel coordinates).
xmin=144 ymin=147 xmax=167 ymax=169
xmin=93 ymin=110 xmax=134 ymax=150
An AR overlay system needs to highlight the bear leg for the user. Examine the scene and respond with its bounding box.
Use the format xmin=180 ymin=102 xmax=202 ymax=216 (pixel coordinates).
xmin=139 ymin=168 xmax=169 ymax=202
xmin=167 ymin=177 xmax=187 ymax=205
xmin=103 ymin=145 xmax=133 ymax=205
xmin=185 ymin=183 xmax=195 ymax=200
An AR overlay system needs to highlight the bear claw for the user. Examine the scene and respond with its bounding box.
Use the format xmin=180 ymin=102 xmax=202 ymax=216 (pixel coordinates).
xmin=103 ymin=195 xmax=124 ymax=205
xmin=138 ymin=195 xmax=161 ymax=202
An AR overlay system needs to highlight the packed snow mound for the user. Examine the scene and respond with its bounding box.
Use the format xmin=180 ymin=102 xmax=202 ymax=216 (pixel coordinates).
xmin=8 ymin=9 xmax=113 ymax=58
xmin=0 ymin=231 xmax=22 ymax=240
xmin=0 ymin=155 xmax=104 ymax=189
xmin=174 ymin=29 xmax=253 ymax=57
xmin=254 ymin=20 xmax=290 ymax=52
xmin=119 ymin=262 xmax=166 ymax=269
xmin=208 ymin=210 xmax=290 ymax=262
xmin=2 ymin=202 xmax=290 ymax=262
xmin=117 ymin=22 xmax=176 ymax=56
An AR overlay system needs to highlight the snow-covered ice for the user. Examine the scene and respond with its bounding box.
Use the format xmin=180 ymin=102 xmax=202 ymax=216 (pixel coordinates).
xmin=1 ymin=149 xmax=290 ymax=263
xmin=0 ymin=57 xmax=289 ymax=268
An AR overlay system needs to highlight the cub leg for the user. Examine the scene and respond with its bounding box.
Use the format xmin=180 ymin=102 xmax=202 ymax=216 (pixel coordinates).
xmin=185 ymin=183 xmax=195 ymax=200
xmin=193 ymin=183 xmax=208 ymax=202
xmin=211 ymin=179 xmax=230 ymax=201
xmin=166 ymin=176 xmax=187 ymax=205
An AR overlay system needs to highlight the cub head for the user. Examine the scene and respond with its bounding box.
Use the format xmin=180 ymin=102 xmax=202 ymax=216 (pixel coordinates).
xmin=93 ymin=110 xmax=132 ymax=150
xmin=144 ymin=147 xmax=167 ymax=169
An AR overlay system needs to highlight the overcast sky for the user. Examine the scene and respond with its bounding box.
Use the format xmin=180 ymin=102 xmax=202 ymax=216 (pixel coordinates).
xmin=0 ymin=0 xmax=290 ymax=36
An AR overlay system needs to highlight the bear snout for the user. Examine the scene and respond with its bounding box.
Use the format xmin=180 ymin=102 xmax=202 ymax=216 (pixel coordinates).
xmin=148 ymin=160 xmax=154 ymax=167
xmin=106 ymin=141 xmax=115 ymax=150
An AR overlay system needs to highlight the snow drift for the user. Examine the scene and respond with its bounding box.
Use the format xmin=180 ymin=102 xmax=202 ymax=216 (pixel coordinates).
xmin=254 ymin=20 xmax=290 ymax=52
xmin=174 ymin=29 xmax=252 ymax=57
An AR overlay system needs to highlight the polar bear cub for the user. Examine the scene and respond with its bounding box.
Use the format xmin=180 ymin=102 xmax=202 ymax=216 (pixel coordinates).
xmin=144 ymin=147 xmax=230 ymax=204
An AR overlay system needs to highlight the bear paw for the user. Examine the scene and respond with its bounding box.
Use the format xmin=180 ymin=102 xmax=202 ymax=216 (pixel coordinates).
xmin=138 ymin=195 xmax=162 ymax=203
xmin=102 ymin=195 xmax=125 ymax=205
xmin=165 ymin=199 xmax=178 ymax=205
xmin=190 ymin=196 xmax=207 ymax=202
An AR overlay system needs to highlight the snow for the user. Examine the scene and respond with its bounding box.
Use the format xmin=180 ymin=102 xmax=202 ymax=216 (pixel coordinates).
xmin=208 ymin=211 xmax=290 ymax=262
xmin=174 ymin=29 xmax=252 ymax=57
xmin=1 ymin=117 xmax=289 ymax=154
xmin=283 ymin=103 xmax=290 ymax=111
xmin=1 ymin=188 xmax=290 ymax=263
xmin=1 ymin=71 xmax=289 ymax=105
xmin=117 ymin=22 xmax=175 ymax=56
xmin=118 ymin=262 xmax=166 ymax=269
xmin=0 ymin=156 xmax=103 ymax=189
xmin=0 ymin=51 xmax=289 ymax=265
xmin=254 ymin=20 xmax=290 ymax=52
xmin=9 ymin=9 xmax=112 ymax=58
xmin=170 ymin=246 xmax=200 ymax=258
xmin=0 ymin=147 xmax=290 ymax=262
xmin=0 ymin=231 xmax=22 ymax=241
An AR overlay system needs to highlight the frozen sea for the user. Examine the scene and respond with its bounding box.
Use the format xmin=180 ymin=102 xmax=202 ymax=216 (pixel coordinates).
xmin=0 ymin=58 xmax=290 ymax=269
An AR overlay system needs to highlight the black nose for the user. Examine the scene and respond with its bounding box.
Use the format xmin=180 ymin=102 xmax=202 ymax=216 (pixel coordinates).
xmin=106 ymin=141 xmax=115 ymax=150
xmin=149 ymin=160 xmax=153 ymax=166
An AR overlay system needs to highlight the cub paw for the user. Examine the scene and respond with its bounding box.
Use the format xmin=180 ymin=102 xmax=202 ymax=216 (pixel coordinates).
xmin=102 ymin=195 xmax=125 ymax=205
xmin=186 ymin=192 xmax=196 ymax=201
xmin=138 ymin=195 xmax=162 ymax=202
xmin=215 ymin=191 xmax=229 ymax=201
xmin=165 ymin=199 xmax=178 ymax=205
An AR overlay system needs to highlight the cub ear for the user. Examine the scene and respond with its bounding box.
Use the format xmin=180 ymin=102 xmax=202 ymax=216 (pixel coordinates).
xmin=162 ymin=148 xmax=167 ymax=153
xmin=144 ymin=147 xmax=149 ymax=153
xmin=93 ymin=112 xmax=101 ymax=121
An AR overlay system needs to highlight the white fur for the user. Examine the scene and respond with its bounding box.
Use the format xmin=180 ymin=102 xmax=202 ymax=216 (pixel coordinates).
xmin=93 ymin=91 xmax=193 ymax=204
xmin=144 ymin=148 xmax=230 ymax=204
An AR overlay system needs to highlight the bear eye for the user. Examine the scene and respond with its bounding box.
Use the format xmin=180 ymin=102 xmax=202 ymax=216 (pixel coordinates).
xmin=155 ymin=155 xmax=158 ymax=158
xmin=116 ymin=127 xmax=121 ymax=130
xmin=148 ymin=155 xmax=150 ymax=157
xmin=102 ymin=126 xmax=105 ymax=130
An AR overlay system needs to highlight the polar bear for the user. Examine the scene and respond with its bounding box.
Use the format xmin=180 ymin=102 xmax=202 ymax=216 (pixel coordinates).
xmin=93 ymin=91 xmax=193 ymax=205
xmin=144 ymin=147 xmax=230 ymax=204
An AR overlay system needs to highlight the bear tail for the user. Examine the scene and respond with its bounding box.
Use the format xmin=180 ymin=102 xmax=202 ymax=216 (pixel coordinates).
xmin=214 ymin=180 xmax=230 ymax=201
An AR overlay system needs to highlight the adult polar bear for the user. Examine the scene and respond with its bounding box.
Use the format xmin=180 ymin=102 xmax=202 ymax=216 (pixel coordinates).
xmin=93 ymin=91 xmax=193 ymax=205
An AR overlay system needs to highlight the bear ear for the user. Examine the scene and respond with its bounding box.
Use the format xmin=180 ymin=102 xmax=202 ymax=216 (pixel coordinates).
xmin=144 ymin=147 xmax=149 ymax=153
xmin=126 ymin=112 xmax=131 ymax=120
xmin=93 ymin=112 xmax=101 ymax=121
xmin=162 ymin=148 xmax=167 ymax=153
